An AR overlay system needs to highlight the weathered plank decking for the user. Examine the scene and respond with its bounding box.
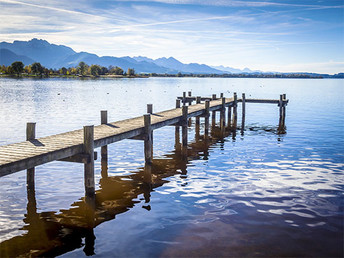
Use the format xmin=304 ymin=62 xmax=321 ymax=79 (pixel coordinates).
xmin=0 ymin=94 xmax=288 ymax=177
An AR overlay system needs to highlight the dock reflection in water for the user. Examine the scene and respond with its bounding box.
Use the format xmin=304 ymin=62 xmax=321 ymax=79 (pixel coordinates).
xmin=0 ymin=121 xmax=246 ymax=257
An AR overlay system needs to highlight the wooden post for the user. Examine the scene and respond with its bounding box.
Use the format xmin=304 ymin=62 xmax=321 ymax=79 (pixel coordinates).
xmin=220 ymin=97 xmax=226 ymax=133
xmin=195 ymin=96 xmax=201 ymax=140
xmin=182 ymin=106 xmax=188 ymax=147
xmin=181 ymin=106 xmax=188 ymax=160
xmin=227 ymin=105 xmax=232 ymax=128
xmin=84 ymin=126 xmax=95 ymax=200
xmin=278 ymin=94 xmax=286 ymax=133
xmin=176 ymin=99 xmax=181 ymax=109
xmin=279 ymin=94 xmax=283 ymax=127
xmin=147 ymin=104 xmax=154 ymax=146
xmin=183 ymin=92 xmax=186 ymax=106
xmin=220 ymin=93 xmax=224 ymax=98
xmin=204 ymin=100 xmax=210 ymax=139
xmin=241 ymin=93 xmax=246 ymax=135
xmin=147 ymin=104 xmax=153 ymax=114
xmin=196 ymin=96 xmax=201 ymax=104
xmin=188 ymin=91 xmax=192 ymax=105
xmin=233 ymin=92 xmax=238 ymax=130
xmin=212 ymin=110 xmax=216 ymax=128
xmin=26 ymin=122 xmax=36 ymax=190
xmin=282 ymin=94 xmax=286 ymax=127
xmin=175 ymin=99 xmax=181 ymax=150
xmin=100 ymin=111 xmax=108 ymax=178
xmin=144 ymin=114 xmax=153 ymax=165
xmin=211 ymin=94 xmax=217 ymax=128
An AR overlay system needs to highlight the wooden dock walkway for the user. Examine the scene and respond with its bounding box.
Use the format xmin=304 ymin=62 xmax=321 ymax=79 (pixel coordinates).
xmin=0 ymin=92 xmax=288 ymax=197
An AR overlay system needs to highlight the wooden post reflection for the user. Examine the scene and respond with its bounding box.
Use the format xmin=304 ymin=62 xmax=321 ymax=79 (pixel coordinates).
xmin=83 ymin=228 xmax=96 ymax=256
xmin=26 ymin=176 xmax=38 ymax=225
xmin=101 ymin=111 xmax=108 ymax=178
xmin=143 ymin=163 xmax=152 ymax=206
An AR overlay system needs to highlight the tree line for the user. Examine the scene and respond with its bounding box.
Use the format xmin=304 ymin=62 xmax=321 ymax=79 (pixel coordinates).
xmin=0 ymin=61 xmax=136 ymax=77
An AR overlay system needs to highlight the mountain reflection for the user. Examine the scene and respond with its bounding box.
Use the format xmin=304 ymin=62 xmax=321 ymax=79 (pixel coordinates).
xmin=0 ymin=124 xmax=280 ymax=257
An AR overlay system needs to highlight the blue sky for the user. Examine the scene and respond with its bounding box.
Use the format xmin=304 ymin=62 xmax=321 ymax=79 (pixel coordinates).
xmin=0 ymin=0 xmax=343 ymax=73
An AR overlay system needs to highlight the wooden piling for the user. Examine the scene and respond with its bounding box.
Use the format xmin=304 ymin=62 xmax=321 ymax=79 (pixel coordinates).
xmin=100 ymin=111 xmax=108 ymax=178
xmin=188 ymin=91 xmax=192 ymax=105
xmin=211 ymin=93 xmax=216 ymax=127
xmin=144 ymin=114 xmax=153 ymax=165
xmin=175 ymin=100 xmax=181 ymax=150
xmin=241 ymin=93 xmax=246 ymax=135
xmin=278 ymin=94 xmax=286 ymax=133
xmin=183 ymin=92 xmax=186 ymax=106
xmin=176 ymin=99 xmax=181 ymax=109
xmin=220 ymin=97 xmax=226 ymax=132
xmin=227 ymin=105 xmax=232 ymax=128
xmin=147 ymin=104 xmax=153 ymax=114
xmin=83 ymin=125 xmax=95 ymax=199
xmin=282 ymin=94 xmax=286 ymax=127
xmin=26 ymin=122 xmax=36 ymax=190
xmin=182 ymin=106 xmax=188 ymax=147
xmin=233 ymin=92 xmax=238 ymax=130
xmin=220 ymin=93 xmax=224 ymax=98
xmin=204 ymin=100 xmax=210 ymax=138
xmin=195 ymin=96 xmax=201 ymax=140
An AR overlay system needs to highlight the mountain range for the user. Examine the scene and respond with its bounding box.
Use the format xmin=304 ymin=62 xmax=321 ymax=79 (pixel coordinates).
xmin=0 ymin=38 xmax=256 ymax=74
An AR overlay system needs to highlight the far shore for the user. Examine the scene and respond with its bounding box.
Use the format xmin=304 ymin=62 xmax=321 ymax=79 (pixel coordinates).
xmin=1 ymin=73 xmax=342 ymax=79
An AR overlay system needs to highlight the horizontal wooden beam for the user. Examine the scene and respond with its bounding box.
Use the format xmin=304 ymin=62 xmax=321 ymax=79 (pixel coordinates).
xmin=59 ymin=151 xmax=98 ymax=164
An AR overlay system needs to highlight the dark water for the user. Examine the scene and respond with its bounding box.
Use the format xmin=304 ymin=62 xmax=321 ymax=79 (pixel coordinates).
xmin=0 ymin=78 xmax=343 ymax=257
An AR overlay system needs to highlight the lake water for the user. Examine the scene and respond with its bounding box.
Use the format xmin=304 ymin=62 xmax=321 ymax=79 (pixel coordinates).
xmin=0 ymin=77 xmax=343 ymax=257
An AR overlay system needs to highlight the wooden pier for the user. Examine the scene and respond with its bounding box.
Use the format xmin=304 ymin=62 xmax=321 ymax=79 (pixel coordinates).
xmin=0 ymin=119 xmax=281 ymax=257
xmin=0 ymin=92 xmax=288 ymax=199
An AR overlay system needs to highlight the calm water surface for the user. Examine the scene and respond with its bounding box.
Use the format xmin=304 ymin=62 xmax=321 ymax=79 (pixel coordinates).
xmin=0 ymin=77 xmax=343 ymax=257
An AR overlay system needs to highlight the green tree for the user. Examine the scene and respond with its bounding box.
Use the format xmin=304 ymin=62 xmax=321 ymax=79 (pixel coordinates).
xmin=110 ymin=66 xmax=123 ymax=75
xmin=90 ymin=64 xmax=101 ymax=77
xmin=100 ymin=66 xmax=108 ymax=75
xmin=127 ymin=68 xmax=135 ymax=76
xmin=77 ymin=61 xmax=88 ymax=76
xmin=59 ymin=67 xmax=67 ymax=75
xmin=31 ymin=62 xmax=44 ymax=75
xmin=10 ymin=61 xmax=24 ymax=76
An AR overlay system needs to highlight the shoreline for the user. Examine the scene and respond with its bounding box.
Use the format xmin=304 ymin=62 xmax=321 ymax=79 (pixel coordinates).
xmin=1 ymin=74 xmax=342 ymax=79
